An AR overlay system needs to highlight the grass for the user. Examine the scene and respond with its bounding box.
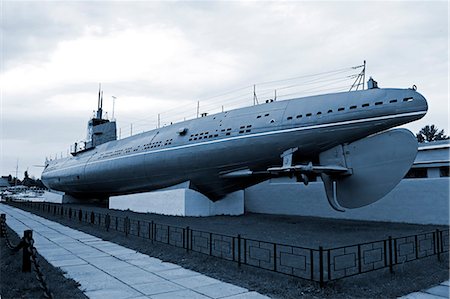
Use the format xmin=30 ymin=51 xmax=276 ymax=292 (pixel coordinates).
xmin=0 ymin=226 xmax=88 ymax=299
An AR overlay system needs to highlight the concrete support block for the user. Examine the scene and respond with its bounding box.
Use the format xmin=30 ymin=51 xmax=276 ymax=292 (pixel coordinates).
xmin=244 ymin=178 xmax=450 ymax=225
xmin=62 ymin=194 xmax=85 ymax=204
xmin=109 ymin=188 xmax=244 ymax=217
xmin=43 ymin=191 xmax=64 ymax=203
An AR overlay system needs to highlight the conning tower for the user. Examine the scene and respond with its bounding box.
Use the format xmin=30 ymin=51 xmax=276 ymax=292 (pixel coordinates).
xmin=71 ymin=86 xmax=117 ymax=155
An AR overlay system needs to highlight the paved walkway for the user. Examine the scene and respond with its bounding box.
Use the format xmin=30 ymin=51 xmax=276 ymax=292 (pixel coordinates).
xmin=0 ymin=204 xmax=269 ymax=299
xmin=400 ymin=281 xmax=449 ymax=298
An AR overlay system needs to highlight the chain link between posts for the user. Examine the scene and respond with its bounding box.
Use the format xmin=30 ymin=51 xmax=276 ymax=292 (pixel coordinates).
xmin=0 ymin=214 xmax=54 ymax=299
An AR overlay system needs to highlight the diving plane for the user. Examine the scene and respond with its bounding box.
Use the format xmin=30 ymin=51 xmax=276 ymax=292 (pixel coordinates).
xmin=41 ymin=78 xmax=428 ymax=211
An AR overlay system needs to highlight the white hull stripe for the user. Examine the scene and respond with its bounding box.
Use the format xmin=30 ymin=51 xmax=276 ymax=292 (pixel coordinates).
xmin=44 ymin=110 xmax=426 ymax=175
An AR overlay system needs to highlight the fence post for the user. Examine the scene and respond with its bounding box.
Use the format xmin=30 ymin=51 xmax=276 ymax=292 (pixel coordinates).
xmin=105 ymin=214 xmax=110 ymax=232
xmin=22 ymin=230 xmax=33 ymax=272
xmin=0 ymin=214 xmax=5 ymax=238
xmin=357 ymin=244 xmax=362 ymax=273
xmin=415 ymin=235 xmax=419 ymax=259
xmin=237 ymin=235 xmax=241 ymax=267
xmin=436 ymin=229 xmax=441 ymax=261
xmin=151 ymin=221 xmax=154 ymax=242
xmin=186 ymin=227 xmax=190 ymax=252
xmin=167 ymin=226 xmax=170 ymax=244
xmin=209 ymin=232 xmax=212 ymax=255
xmin=273 ymin=243 xmax=277 ymax=272
xmin=137 ymin=221 xmax=140 ymax=237
xmin=124 ymin=217 xmax=129 ymax=236
xmin=388 ymin=236 xmax=394 ymax=273
xmin=319 ymin=246 xmax=324 ymax=287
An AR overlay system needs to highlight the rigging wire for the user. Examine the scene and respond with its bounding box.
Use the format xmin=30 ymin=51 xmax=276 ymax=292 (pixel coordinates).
xmin=114 ymin=64 xmax=363 ymax=138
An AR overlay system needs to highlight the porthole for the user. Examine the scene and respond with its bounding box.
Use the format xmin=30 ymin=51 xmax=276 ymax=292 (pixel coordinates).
xmin=327 ymin=110 xmax=333 ymax=113
xmin=350 ymin=106 xmax=357 ymax=109
xmin=338 ymin=107 xmax=344 ymax=111
xmin=296 ymin=115 xmax=302 ymax=118
xmin=403 ymin=97 xmax=413 ymax=102
xmin=389 ymin=99 xmax=398 ymax=103
xmin=317 ymin=112 xmax=322 ymax=115
xmin=287 ymin=116 xmax=293 ymax=120
xmin=362 ymin=103 xmax=369 ymax=107
xmin=375 ymin=101 xmax=383 ymax=105
xmin=306 ymin=113 xmax=312 ymax=117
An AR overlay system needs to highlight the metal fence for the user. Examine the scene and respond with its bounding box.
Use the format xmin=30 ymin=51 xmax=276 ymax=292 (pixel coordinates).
xmin=7 ymin=201 xmax=449 ymax=285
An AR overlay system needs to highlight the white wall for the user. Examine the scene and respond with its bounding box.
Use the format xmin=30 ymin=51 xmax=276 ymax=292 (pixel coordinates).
xmin=244 ymin=177 xmax=449 ymax=225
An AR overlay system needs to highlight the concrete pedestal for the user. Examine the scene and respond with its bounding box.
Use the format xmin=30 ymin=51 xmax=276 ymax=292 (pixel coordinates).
xmin=109 ymin=188 xmax=244 ymax=216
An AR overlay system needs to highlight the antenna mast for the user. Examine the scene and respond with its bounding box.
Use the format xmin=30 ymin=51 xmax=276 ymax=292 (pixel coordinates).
xmin=349 ymin=61 xmax=366 ymax=91
xmin=96 ymin=83 xmax=103 ymax=119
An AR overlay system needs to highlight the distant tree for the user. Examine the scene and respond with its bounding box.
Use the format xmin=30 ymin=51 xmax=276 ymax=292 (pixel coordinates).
xmin=35 ymin=179 xmax=46 ymax=189
xmin=416 ymin=125 xmax=449 ymax=143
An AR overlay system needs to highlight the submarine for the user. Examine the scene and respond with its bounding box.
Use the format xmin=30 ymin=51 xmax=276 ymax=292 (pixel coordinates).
xmin=41 ymin=77 xmax=428 ymax=211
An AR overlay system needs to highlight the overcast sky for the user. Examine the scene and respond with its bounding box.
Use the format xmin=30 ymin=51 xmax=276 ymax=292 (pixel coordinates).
xmin=1 ymin=1 xmax=448 ymax=179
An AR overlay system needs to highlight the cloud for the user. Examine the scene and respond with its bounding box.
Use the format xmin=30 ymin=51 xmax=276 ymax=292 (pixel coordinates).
xmin=1 ymin=1 xmax=448 ymax=179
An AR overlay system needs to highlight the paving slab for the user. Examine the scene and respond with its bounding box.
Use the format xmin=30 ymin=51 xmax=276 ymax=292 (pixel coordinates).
xmin=133 ymin=280 xmax=185 ymax=295
xmin=150 ymin=289 xmax=211 ymax=299
xmin=105 ymin=266 xmax=166 ymax=285
xmin=223 ymin=291 xmax=271 ymax=299
xmin=84 ymin=285 xmax=143 ymax=299
xmin=173 ymin=275 xmax=221 ymax=289
xmin=401 ymin=292 xmax=447 ymax=299
xmin=156 ymin=268 xmax=201 ymax=280
xmin=424 ymin=285 xmax=449 ymax=298
xmin=0 ymin=204 xmax=269 ymax=299
xmin=193 ymin=282 xmax=248 ymax=298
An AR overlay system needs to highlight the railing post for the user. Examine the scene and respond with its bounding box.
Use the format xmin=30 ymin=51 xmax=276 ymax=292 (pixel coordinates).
xmin=0 ymin=214 xmax=5 ymax=238
xmin=124 ymin=217 xmax=129 ymax=236
xmin=186 ymin=226 xmax=190 ymax=252
xmin=327 ymin=249 xmax=331 ymax=281
xmin=357 ymin=244 xmax=362 ymax=273
xmin=22 ymin=230 xmax=33 ymax=272
xmin=415 ymin=235 xmax=419 ymax=259
xmin=388 ymin=236 xmax=394 ymax=273
xmin=105 ymin=214 xmax=110 ymax=232
xmin=151 ymin=221 xmax=154 ymax=242
xmin=237 ymin=235 xmax=241 ymax=267
xmin=137 ymin=220 xmax=140 ymax=237
xmin=167 ymin=226 xmax=170 ymax=244
xmin=319 ymin=246 xmax=324 ymax=287
xmin=436 ymin=229 xmax=441 ymax=261
xmin=209 ymin=232 xmax=212 ymax=255
xmin=273 ymin=243 xmax=277 ymax=272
